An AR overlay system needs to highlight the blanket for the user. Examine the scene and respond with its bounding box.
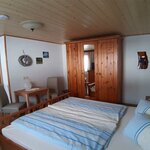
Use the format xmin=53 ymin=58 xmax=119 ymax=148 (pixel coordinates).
xmin=12 ymin=97 xmax=127 ymax=150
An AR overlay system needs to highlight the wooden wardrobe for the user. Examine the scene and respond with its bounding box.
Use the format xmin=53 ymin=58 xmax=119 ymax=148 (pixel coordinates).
xmin=66 ymin=35 xmax=122 ymax=104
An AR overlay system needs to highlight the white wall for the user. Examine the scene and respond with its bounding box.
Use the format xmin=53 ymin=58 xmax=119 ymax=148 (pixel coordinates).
xmin=6 ymin=36 xmax=66 ymax=102
xmin=0 ymin=36 xmax=10 ymax=101
xmin=123 ymin=35 xmax=150 ymax=104
xmin=62 ymin=44 xmax=68 ymax=89
xmin=3 ymin=34 xmax=150 ymax=104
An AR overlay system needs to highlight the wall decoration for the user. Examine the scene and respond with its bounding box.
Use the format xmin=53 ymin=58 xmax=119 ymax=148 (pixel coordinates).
xmin=36 ymin=57 xmax=43 ymax=64
xmin=43 ymin=51 xmax=49 ymax=58
xmin=137 ymin=51 xmax=148 ymax=69
xmin=18 ymin=53 xmax=32 ymax=67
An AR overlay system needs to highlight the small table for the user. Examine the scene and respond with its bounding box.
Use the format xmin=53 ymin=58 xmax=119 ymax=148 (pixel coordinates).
xmin=14 ymin=87 xmax=49 ymax=108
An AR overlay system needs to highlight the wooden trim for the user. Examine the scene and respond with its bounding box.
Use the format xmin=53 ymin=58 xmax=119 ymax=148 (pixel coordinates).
xmin=123 ymin=33 xmax=150 ymax=38
xmin=3 ymin=34 xmax=62 ymax=44
xmin=117 ymin=37 xmax=123 ymax=103
xmin=65 ymin=35 xmax=122 ymax=44
xmin=66 ymin=44 xmax=70 ymax=94
xmin=0 ymin=93 xmax=70 ymax=150
xmin=0 ymin=60 xmax=3 ymax=85
xmin=4 ymin=34 xmax=12 ymax=102
xmin=0 ymin=35 xmax=4 ymax=85
xmin=0 ymin=100 xmax=50 ymax=129
xmin=4 ymin=33 xmax=150 ymax=44
xmin=0 ymin=92 xmax=70 ymax=129
xmin=0 ymin=134 xmax=26 ymax=150
xmin=5 ymin=33 xmax=150 ymax=44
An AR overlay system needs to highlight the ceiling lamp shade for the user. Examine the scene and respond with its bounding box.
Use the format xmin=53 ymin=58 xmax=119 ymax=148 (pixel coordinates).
xmin=20 ymin=20 xmax=43 ymax=31
xmin=0 ymin=15 xmax=9 ymax=20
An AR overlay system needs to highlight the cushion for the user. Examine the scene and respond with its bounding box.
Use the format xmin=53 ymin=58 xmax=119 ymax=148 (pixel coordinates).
xmin=124 ymin=114 xmax=150 ymax=150
xmin=135 ymin=99 xmax=150 ymax=115
xmin=2 ymin=102 xmax=26 ymax=113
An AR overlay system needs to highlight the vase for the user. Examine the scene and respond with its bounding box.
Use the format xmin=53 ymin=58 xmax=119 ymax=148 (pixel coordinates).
xmin=24 ymin=77 xmax=32 ymax=90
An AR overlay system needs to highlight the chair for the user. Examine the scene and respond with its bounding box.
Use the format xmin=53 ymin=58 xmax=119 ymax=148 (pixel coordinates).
xmin=47 ymin=77 xmax=59 ymax=99
xmin=0 ymin=85 xmax=26 ymax=114
xmin=88 ymin=82 xmax=95 ymax=97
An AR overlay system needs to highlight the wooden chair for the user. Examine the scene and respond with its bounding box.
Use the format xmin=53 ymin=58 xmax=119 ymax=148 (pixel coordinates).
xmin=47 ymin=77 xmax=59 ymax=99
xmin=88 ymin=82 xmax=95 ymax=97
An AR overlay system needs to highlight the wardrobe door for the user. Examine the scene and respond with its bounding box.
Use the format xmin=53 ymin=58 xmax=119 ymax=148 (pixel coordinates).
xmin=66 ymin=43 xmax=78 ymax=96
xmin=76 ymin=42 xmax=85 ymax=98
xmin=97 ymin=38 xmax=122 ymax=103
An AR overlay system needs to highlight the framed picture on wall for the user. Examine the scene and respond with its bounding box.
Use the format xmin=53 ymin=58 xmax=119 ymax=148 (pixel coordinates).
xmin=43 ymin=51 xmax=49 ymax=58
xmin=36 ymin=57 xmax=43 ymax=64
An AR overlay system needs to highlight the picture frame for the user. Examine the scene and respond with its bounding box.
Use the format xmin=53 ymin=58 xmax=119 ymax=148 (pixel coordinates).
xmin=36 ymin=57 xmax=43 ymax=64
xmin=43 ymin=51 xmax=49 ymax=58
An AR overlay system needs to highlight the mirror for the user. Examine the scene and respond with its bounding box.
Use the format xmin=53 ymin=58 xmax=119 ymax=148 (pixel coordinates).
xmin=84 ymin=44 xmax=95 ymax=98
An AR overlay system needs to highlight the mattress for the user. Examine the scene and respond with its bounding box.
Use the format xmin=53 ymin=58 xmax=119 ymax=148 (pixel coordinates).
xmin=2 ymin=106 xmax=142 ymax=150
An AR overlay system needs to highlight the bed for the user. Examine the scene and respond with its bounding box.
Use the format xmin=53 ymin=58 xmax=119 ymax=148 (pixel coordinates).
xmin=0 ymin=93 xmax=142 ymax=150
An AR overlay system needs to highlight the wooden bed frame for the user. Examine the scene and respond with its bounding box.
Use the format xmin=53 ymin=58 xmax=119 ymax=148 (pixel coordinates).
xmin=0 ymin=93 xmax=70 ymax=150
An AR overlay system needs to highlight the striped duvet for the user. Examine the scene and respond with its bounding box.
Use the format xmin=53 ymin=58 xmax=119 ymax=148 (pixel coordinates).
xmin=11 ymin=97 xmax=127 ymax=150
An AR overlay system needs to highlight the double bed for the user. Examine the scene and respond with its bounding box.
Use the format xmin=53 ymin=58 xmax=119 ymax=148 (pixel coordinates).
xmin=0 ymin=93 xmax=142 ymax=150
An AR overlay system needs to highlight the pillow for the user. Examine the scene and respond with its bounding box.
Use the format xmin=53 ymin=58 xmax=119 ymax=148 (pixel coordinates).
xmin=124 ymin=114 xmax=150 ymax=150
xmin=135 ymin=99 xmax=150 ymax=115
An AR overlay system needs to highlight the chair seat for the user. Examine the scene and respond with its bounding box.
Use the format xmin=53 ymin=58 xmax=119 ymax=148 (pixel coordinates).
xmin=2 ymin=102 xmax=26 ymax=113
xmin=50 ymin=93 xmax=58 ymax=99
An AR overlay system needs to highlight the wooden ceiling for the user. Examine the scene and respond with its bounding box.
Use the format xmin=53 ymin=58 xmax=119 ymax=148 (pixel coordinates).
xmin=0 ymin=0 xmax=149 ymax=43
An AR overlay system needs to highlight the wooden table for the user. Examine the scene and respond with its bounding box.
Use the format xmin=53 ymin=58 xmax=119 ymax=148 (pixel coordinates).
xmin=14 ymin=87 xmax=49 ymax=108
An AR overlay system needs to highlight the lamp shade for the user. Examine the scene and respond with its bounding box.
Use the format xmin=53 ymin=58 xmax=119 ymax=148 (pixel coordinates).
xmin=20 ymin=20 xmax=43 ymax=31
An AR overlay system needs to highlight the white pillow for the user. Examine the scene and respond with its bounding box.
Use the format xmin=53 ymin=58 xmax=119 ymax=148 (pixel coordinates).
xmin=138 ymin=125 xmax=150 ymax=150
xmin=124 ymin=114 xmax=150 ymax=150
xmin=135 ymin=99 xmax=150 ymax=115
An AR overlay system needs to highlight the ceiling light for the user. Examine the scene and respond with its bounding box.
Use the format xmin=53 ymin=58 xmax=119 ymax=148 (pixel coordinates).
xmin=20 ymin=20 xmax=43 ymax=31
xmin=0 ymin=15 xmax=9 ymax=20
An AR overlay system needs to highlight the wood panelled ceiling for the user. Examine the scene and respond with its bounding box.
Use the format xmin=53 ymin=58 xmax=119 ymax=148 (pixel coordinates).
xmin=0 ymin=0 xmax=149 ymax=43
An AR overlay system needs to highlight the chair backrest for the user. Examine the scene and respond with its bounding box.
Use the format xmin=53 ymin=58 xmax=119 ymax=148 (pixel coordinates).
xmin=0 ymin=84 xmax=9 ymax=109
xmin=47 ymin=77 xmax=59 ymax=94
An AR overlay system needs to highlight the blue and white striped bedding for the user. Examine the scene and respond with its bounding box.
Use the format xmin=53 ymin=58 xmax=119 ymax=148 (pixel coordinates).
xmin=135 ymin=99 xmax=150 ymax=115
xmin=11 ymin=97 xmax=127 ymax=150
xmin=51 ymin=97 xmax=127 ymax=122
xmin=124 ymin=113 xmax=150 ymax=150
